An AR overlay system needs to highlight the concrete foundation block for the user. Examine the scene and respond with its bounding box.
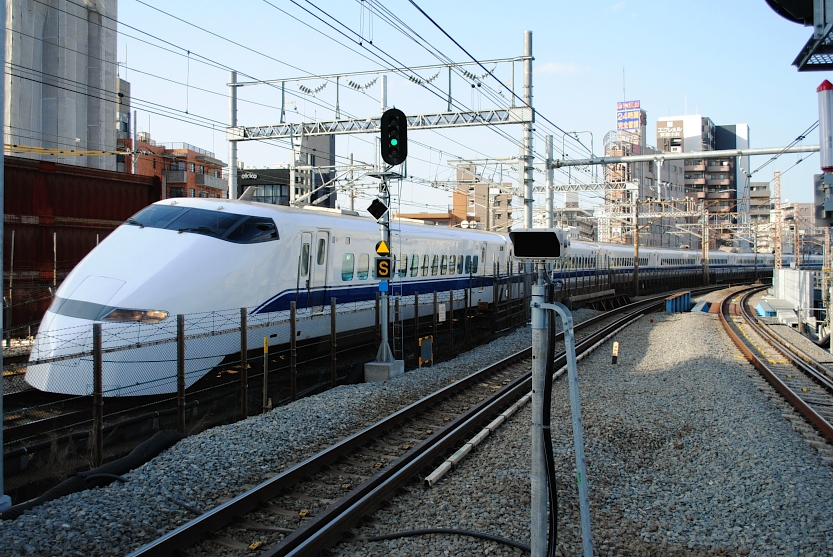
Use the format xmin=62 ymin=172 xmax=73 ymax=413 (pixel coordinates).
xmin=364 ymin=360 xmax=405 ymax=382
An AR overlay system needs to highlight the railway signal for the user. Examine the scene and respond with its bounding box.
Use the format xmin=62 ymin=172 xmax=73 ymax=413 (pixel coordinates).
xmin=380 ymin=108 xmax=408 ymax=166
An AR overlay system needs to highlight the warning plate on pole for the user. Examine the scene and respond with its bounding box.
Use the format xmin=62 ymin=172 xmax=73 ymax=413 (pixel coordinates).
xmin=375 ymin=257 xmax=391 ymax=278
xmin=375 ymin=241 xmax=391 ymax=256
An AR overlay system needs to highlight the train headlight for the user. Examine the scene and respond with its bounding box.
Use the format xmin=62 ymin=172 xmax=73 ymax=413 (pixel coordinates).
xmin=102 ymin=308 xmax=169 ymax=323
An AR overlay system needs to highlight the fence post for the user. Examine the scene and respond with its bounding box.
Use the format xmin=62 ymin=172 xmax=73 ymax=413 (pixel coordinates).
xmin=262 ymin=335 xmax=270 ymax=413
xmin=92 ymin=323 xmax=103 ymax=467
xmin=449 ymin=289 xmax=454 ymax=354
xmin=290 ymin=301 xmax=297 ymax=401
xmin=464 ymin=287 xmax=470 ymax=349
xmin=177 ymin=315 xmax=185 ymax=433
xmin=240 ymin=308 xmax=248 ymax=419
xmin=330 ymin=297 xmax=337 ymax=388
xmin=433 ymin=291 xmax=438 ymax=355
xmin=414 ymin=291 xmax=420 ymax=366
xmin=394 ymin=296 xmax=401 ymax=360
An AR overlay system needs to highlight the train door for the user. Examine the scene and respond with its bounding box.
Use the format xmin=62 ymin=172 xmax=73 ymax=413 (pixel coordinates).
xmin=297 ymin=232 xmax=313 ymax=309
xmin=309 ymin=230 xmax=330 ymax=312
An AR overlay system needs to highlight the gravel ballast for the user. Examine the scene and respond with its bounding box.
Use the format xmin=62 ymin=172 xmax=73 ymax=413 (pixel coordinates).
xmin=0 ymin=313 xmax=599 ymax=557
xmin=331 ymin=291 xmax=833 ymax=557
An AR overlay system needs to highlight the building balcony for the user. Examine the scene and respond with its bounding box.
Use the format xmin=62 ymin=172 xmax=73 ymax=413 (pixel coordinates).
xmin=164 ymin=170 xmax=188 ymax=184
xmin=685 ymin=178 xmax=706 ymax=185
xmin=695 ymin=191 xmax=707 ymax=199
xmin=705 ymin=179 xmax=731 ymax=187
xmin=196 ymin=173 xmax=228 ymax=190
xmin=706 ymin=191 xmax=734 ymax=199
xmin=706 ymin=165 xmax=730 ymax=173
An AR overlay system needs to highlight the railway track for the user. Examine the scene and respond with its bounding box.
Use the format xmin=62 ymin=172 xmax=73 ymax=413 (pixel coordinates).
xmin=126 ymin=288 xmax=731 ymax=557
xmin=720 ymin=287 xmax=833 ymax=443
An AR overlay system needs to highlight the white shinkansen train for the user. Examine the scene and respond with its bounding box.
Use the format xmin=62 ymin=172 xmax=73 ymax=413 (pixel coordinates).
xmin=25 ymin=197 xmax=807 ymax=396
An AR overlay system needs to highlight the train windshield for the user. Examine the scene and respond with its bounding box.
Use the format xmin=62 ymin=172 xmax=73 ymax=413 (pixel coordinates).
xmin=125 ymin=206 xmax=278 ymax=244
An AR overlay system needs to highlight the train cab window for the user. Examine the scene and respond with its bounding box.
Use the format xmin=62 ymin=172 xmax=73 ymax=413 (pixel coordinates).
xmin=410 ymin=255 xmax=419 ymax=277
xmin=440 ymin=255 xmax=448 ymax=275
xmin=421 ymin=255 xmax=430 ymax=276
xmin=226 ymin=217 xmax=279 ymax=244
xmin=472 ymin=255 xmax=479 ymax=273
xmin=457 ymin=255 xmax=464 ymax=274
xmin=465 ymin=256 xmax=472 ymax=274
xmin=300 ymin=243 xmax=310 ymax=277
xmin=357 ymin=254 xmax=370 ymax=280
xmin=449 ymin=255 xmax=456 ymax=274
xmin=341 ymin=253 xmax=355 ymax=281
xmin=316 ymin=238 xmax=326 ymax=265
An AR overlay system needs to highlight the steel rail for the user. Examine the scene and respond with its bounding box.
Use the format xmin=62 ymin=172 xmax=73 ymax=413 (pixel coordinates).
xmin=737 ymin=300 xmax=833 ymax=392
xmin=127 ymin=292 xmax=681 ymax=557
xmin=129 ymin=283 xmax=748 ymax=557
xmin=719 ymin=288 xmax=833 ymax=442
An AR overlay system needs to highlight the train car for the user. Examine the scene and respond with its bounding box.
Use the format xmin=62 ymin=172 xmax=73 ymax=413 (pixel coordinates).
xmin=25 ymin=198 xmax=513 ymax=396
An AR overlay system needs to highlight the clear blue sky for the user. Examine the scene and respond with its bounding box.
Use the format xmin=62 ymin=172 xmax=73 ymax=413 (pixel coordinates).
xmin=117 ymin=0 xmax=828 ymax=215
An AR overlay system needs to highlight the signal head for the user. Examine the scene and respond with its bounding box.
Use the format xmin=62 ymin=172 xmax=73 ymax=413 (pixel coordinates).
xmin=381 ymin=108 xmax=408 ymax=166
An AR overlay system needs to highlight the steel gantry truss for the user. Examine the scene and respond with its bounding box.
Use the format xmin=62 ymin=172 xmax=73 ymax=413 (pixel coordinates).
xmin=226 ymin=107 xmax=532 ymax=141
xmin=225 ymin=32 xmax=537 ymax=225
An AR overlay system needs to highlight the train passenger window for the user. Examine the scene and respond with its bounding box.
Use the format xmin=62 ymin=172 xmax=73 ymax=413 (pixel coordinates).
xmin=358 ymin=254 xmax=369 ymax=280
xmin=300 ymin=243 xmax=310 ymax=277
xmin=449 ymin=255 xmax=456 ymax=274
xmin=472 ymin=255 xmax=479 ymax=273
xmin=431 ymin=256 xmax=439 ymax=276
xmin=226 ymin=217 xmax=279 ymax=243
xmin=440 ymin=255 xmax=448 ymax=275
xmin=465 ymin=256 xmax=472 ymax=274
xmin=316 ymin=239 xmax=326 ymax=265
xmin=398 ymin=254 xmax=407 ymax=278
xmin=410 ymin=255 xmax=419 ymax=277
xmin=341 ymin=254 xmax=355 ymax=281
xmin=421 ymin=255 xmax=430 ymax=276
xmin=457 ymin=255 xmax=464 ymax=274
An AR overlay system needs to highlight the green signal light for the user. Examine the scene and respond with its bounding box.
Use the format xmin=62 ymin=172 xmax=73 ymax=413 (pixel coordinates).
xmin=390 ymin=138 xmax=398 ymax=146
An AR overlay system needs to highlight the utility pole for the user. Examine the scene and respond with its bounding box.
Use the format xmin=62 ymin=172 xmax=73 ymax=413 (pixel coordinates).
xmin=701 ymin=203 xmax=710 ymax=286
xmin=774 ymin=170 xmax=783 ymax=270
xmin=132 ymin=109 xmax=138 ymax=175
xmin=632 ymin=196 xmax=639 ymax=294
xmin=522 ymin=31 xmax=534 ymax=229
xmin=228 ymin=71 xmax=238 ymax=200
xmin=546 ymin=135 xmax=554 ymax=228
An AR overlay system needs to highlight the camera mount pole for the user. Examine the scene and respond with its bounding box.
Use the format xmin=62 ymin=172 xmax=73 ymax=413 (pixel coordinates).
xmin=531 ymin=262 xmax=593 ymax=556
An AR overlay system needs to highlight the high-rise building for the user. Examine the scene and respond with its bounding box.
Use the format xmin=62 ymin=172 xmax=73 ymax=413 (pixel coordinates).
xmin=5 ymin=0 xmax=119 ymax=170
xmin=656 ymin=115 xmax=750 ymax=247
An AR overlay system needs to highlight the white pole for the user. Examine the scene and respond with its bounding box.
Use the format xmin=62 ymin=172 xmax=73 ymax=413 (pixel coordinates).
xmin=228 ymin=71 xmax=238 ymax=200
xmin=381 ymin=75 xmax=388 ymax=113
xmin=523 ymin=31 xmax=534 ymax=229
xmin=546 ymin=135 xmax=554 ymax=228
xmin=132 ymin=110 xmax=138 ymax=175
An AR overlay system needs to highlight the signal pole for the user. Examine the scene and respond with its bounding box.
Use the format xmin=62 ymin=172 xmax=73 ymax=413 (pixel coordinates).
xmin=523 ymin=31 xmax=535 ymax=229
xmin=365 ymin=108 xmax=406 ymax=382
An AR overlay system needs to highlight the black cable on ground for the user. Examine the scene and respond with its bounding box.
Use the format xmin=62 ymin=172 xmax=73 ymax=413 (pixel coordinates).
xmin=544 ymin=289 xmax=559 ymax=557
xmin=354 ymin=528 xmax=530 ymax=553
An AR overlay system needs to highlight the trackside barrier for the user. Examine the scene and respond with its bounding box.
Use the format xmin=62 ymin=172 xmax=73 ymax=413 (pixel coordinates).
xmin=665 ymin=291 xmax=691 ymax=313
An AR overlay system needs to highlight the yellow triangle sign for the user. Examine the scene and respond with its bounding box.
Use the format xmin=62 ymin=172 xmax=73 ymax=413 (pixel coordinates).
xmin=375 ymin=240 xmax=391 ymax=256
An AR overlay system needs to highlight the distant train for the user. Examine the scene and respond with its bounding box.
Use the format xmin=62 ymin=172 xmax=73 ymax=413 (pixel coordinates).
xmin=24 ymin=197 xmax=805 ymax=396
